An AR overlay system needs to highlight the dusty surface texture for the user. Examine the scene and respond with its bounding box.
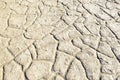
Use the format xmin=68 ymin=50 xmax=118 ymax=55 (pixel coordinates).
xmin=0 ymin=0 xmax=120 ymax=80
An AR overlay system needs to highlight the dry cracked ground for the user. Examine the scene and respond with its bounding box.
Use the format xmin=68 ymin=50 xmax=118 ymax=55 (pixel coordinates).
xmin=0 ymin=0 xmax=120 ymax=80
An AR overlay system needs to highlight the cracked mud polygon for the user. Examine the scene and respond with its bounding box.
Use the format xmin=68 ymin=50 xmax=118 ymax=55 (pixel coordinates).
xmin=0 ymin=0 xmax=120 ymax=80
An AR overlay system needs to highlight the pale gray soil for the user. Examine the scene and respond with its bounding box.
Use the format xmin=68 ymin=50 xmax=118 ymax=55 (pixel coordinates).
xmin=0 ymin=0 xmax=120 ymax=80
